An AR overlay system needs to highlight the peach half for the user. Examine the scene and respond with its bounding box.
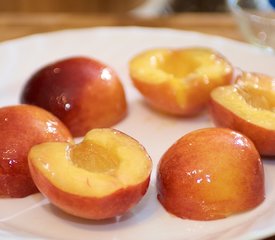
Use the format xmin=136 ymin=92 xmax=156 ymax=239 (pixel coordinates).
xmin=210 ymin=72 xmax=275 ymax=156
xmin=0 ymin=104 xmax=73 ymax=198
xmin=157 ymin=128 xmax=264 ymax=220
xmin=21 ymin=57 xmax=127 ymax=137
xmin=28 ymin=128 xmax=152 ymax=220
xmin=129 ymin=48 xmax=233 ymax=116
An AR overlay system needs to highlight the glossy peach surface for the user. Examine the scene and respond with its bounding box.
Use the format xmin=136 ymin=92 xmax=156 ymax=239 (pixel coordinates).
xmin=21 ymin=57 xmax=127 ymax=137
xmin=28 ymin=128 xmax=152 ymax=219
xmin=157 ymin=128 xmax=264 ymax=220
xmin=129 ymin=48 xmax=233 ymax=116
xmin=1 ymin=26 xmax=275 ymax=240
xmin=0 ymin=104 xmax=73 ymax=198
xmin=210 ymin=72 xmax=275 ymax=156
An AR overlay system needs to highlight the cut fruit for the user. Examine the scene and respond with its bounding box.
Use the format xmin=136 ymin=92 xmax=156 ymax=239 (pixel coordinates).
xmin=0 ymin=104 xmax=73 ymax=198
xmin=210 ymin=72 xmax=275 ymax=156
xmin=70 ymin=140 xmax=119 ymax=174
xmin=157 ymin=128 xmax=264 ymax=220
xmin=129 ymin=48 xmax=233 ymax=116
xmin=28 ymin=128 xmax=152 ymax=219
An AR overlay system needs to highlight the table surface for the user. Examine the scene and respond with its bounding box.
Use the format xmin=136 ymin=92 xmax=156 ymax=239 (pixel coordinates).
xmin=0 ymin=12 xmax=274 ymax=240
xmin=0 ymin=12 xmax=241 ymax=42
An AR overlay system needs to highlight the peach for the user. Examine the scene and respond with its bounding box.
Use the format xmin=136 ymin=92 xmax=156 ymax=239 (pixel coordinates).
xmin=21 ymin=57 xmax=127 ymax=137
xmin=129 ymin=48 xmax=233 ymax=116
xmin=157 ymin=128 xmax=264 ymax=220
xmin=28 ymin=128 xmax=152 ymax=220
xmin=0 ymin=104 xmax=73 ymax=198
xmin=210 ymin=72 xmax=275 ymax=156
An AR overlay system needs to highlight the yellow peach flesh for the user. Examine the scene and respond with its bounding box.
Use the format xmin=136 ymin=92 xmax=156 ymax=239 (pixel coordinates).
xmin=211 ymin=85 xmax=275 ymax=129
xmin=29 ymin=129 xmax=152 ymax=198
xmin=237 ymin=86 xmax=275 ymax=112
xmin=129 ymin=48 xmax=232 ymax=108
xmin=71 ymin=140 xmax=119 ymax=176
xmin=234 ymin=72 xmax=275 ymax=90
xmin=130 ymin=49 xmax=231 ymax=84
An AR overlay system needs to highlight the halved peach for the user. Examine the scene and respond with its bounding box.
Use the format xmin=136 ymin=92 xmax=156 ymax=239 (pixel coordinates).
xmin=28 ymin=128 xmax=152 ymax=220
xmin=210 ymin=72 xmax=275 ymax=156
xmin=129 ymin=48 xmax=233 ymax=116
xmin=157 ymin=128 xmax=264 ymax=221
xmin=21 ymin=57 xmax=127 ymax=137
xmin=0 ymin=104 xmax=73 ymax=198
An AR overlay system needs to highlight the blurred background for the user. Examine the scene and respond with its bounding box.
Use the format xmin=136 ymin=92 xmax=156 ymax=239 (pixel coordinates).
xmin=2 ymin=0 xmax=274 ymax=51
xmin=0 ymin=0 xmax=236 ymax=42
xmin=0 ymin=0 xmax=228 ymax=15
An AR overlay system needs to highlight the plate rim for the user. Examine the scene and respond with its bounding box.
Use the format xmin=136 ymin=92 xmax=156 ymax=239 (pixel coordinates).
xmin=0 ymin=26 xmax=275 ymax=240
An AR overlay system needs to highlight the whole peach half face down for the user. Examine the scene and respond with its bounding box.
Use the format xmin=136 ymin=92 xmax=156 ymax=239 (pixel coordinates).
xmin=21 ymin=56 xmax=127 ymax=137
xmin=157 ymin=128 xmax=264 ymax=220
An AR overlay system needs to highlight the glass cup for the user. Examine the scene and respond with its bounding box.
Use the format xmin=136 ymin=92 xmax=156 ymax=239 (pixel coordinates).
xmin=227 ymin=0 xmax=275 ymax=52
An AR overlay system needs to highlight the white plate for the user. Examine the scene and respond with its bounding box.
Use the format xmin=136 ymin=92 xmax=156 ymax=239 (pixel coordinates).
xmin=0 ymin=27 xmax=275 ymax=240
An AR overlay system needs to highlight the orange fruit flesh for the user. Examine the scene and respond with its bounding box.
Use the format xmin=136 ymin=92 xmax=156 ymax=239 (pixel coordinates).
xmin=234 ymin=72 xmax=275 ymax=112
xmin=211 ymin=84 xmax=275 ymax=129
xmin=129 ymin=48 xmax=232 ymax=107
xmin=237 ymin=86 xmax=275 ymax=112
xmin=29 ymin=129 xmax=152 ymax=197
xmin=130 ymin=48 xmax=231 ymax=84
xmin=159 ymin=51 xmax=200 ymax=78
xmin=70 ymin=140 xmax=119 ymax=176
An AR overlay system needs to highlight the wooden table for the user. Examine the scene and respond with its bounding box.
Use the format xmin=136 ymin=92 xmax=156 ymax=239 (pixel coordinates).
xmin=0 ymin=13 xmax=241 ymax=42
xmin=0 ymin=12 xmax=274 ymax=240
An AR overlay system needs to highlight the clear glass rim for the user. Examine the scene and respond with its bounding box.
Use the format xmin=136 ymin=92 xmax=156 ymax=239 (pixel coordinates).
xmin=227 ymin=0 xmax=275 ymax=24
